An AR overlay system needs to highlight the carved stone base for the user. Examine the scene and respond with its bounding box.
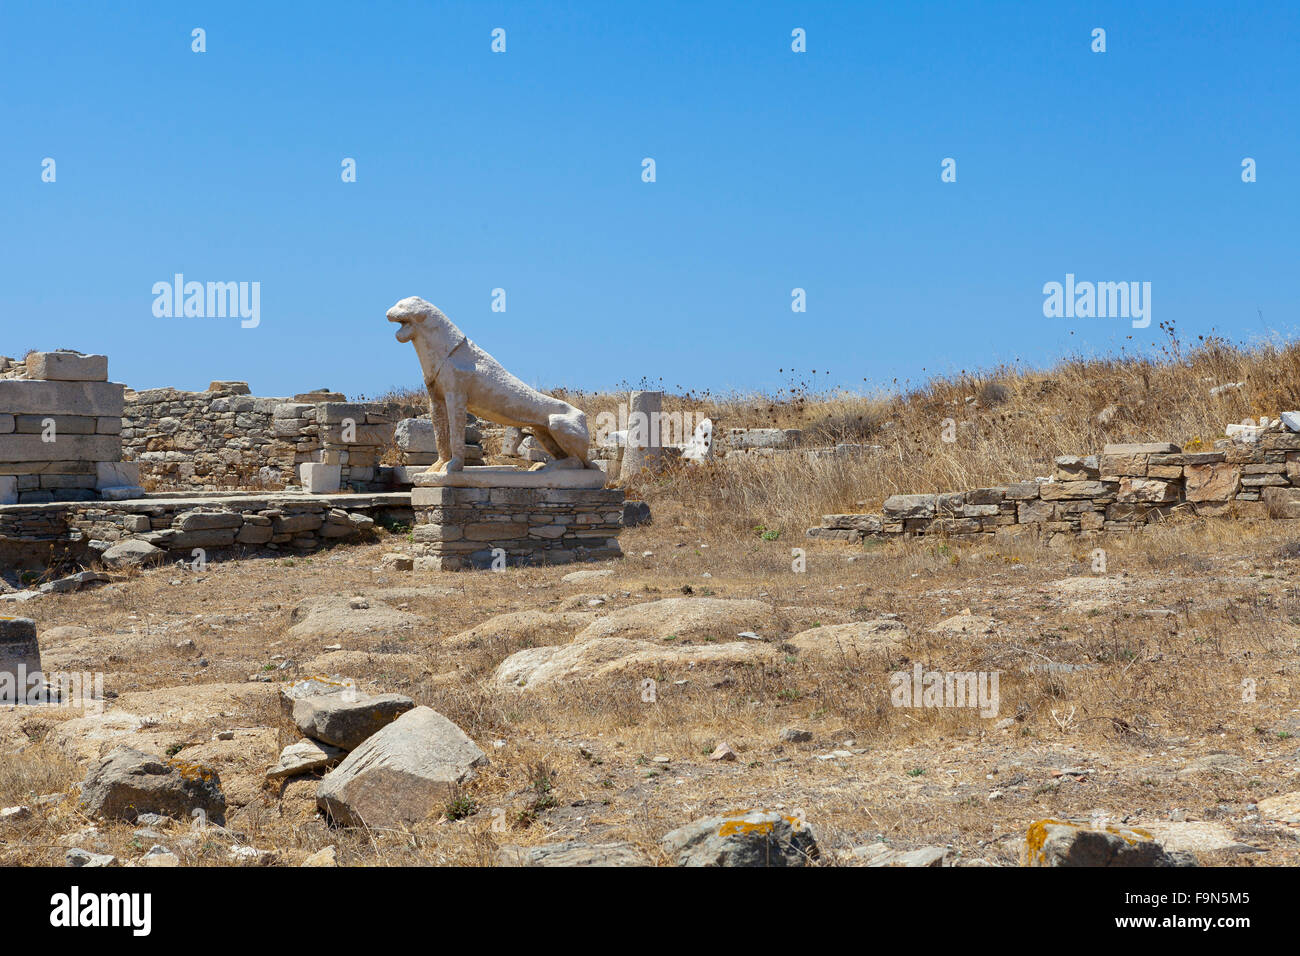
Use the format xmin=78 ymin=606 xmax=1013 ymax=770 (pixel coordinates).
xmin=411 ymin=485 xmax=624 ymax=570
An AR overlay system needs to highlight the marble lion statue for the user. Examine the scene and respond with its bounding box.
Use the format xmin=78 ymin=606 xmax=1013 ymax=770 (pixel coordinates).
xmin=387 ymin=296 xmax=593 ymax=472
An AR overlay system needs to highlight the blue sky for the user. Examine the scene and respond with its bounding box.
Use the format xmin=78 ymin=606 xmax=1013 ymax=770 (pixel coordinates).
xmin=3 ymin=1 xmax=1296 ymax=398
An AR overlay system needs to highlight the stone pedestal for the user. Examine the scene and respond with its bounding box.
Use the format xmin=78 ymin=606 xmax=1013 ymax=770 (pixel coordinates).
xmin=1 ymin=616 xmax=41 ymax=705
xmin=411 ymin=472 xmax=624 ymax=570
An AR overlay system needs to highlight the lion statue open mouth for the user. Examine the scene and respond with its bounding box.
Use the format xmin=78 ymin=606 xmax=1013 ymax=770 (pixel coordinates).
xmin=386 ymin=296 xmax=593 ymax=473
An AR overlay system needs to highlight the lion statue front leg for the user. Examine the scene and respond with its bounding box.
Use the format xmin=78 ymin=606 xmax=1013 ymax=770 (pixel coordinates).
xmin=425 ymin=380 xmax=453 ymax=474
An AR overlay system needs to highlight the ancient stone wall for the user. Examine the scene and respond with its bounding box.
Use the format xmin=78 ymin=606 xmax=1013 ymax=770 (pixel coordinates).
xmin=120 ymin=383 xmax=483 ymax=492
xmin=808 ymin=432 xmax=1300 ymax=545
xmin=0 ymin=492 xmax=412 ymax=572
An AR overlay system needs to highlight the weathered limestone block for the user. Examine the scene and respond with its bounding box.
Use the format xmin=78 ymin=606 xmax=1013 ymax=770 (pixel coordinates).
xmin=822 ymin=514 xmax=882 ymax=533
xmin=1185 ymin=463 xmax=1241 ymax=502
xmin=1052 ymin=456 xmax=1100 ymax=480
xmin=883 ymin=494 xmax=936 ymax=518
xmin=1017 ymin=499 xmax=1056 ymax=523
xmin=299 ymin=463 xmax=341 ymax=494
xmin=316 ymin=706 xmax=487 ymax=827
xmin=1038 ymin=480 xmax=1115 ymax=501
xmin=623 ymin=391 xmax=665 ymax=477
xmin=0 ymin=380 xmax=125 ymax=416
xmin=0 ymin=435 xmax=122 ymax=463
xmin=1099 ymin=454 xmax=1148 ymax=478
xmin=25 ymin=351 xmax=109 ymax=382
xmin=1117 ymin=477 xmax=1179 ymax=503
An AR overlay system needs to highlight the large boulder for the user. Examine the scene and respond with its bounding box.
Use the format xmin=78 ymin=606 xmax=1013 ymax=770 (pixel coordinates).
xmin=661 ymin=810 xmax=819 ymax=867
xmin=79 ymin=746 xmax=226 ymax=824
xmin=317 ymin=707 xmax=487 ymax=827
xmin=291 ymin=692 xmax=415 ymax=750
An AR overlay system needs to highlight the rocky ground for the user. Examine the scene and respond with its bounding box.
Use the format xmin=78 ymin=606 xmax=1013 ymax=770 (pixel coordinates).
xmin=3 ymin=512 xmax=1300 ymax=867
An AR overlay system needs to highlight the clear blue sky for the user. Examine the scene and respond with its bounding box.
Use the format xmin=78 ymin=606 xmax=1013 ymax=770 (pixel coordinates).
xmin=3 ymin=1 xmax=1296 ymax=398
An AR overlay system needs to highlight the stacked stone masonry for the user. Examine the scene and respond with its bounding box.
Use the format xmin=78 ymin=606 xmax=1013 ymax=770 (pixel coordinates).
xmin=411 ymin=485 xmax=625 ymax=570
xmin=121 ymin=381 xmax=480 ymax=492
xmin=0 ymin=492 xmax=412 ymax=571
xmin=808 ymin=432 xmax=1300 ymax=544
xmin=0 ymin=352 xmax=138 ymax=505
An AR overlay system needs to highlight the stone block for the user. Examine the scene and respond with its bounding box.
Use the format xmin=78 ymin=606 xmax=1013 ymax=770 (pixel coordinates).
xmin=0 ymin=476 xmax=16 ymax=505
xmin=12 ymin=414 xmax=97 ymax=434
xmin=1053 ymin=456 xmax=1100 ymax=480
xmin=1185 ymin=463 xmax=1240 ymax=502
xmin=96 ymin=461 xmax=139 ymax=490
xmin=1117 ymin=477 xmax=1179 ymax=503
xmin=299 ymin=463 xmax=341 ymax=494
xmin=0 ymin=434 xmax=121 ymax=463
xmin=0 ymin=380 xmax=124 ymax=417
xmin=1102 ymin=443 xmax=1181 ymax=455
xmin=1038 ymin=480 xmax=1114 ymax=500
xmin=316 ymin=403 xmax=366 ymax=425
xmin=1098 ymin=454 xmax=1147 ymax=477
xmin=25 ymin=351 xmax=108 ymax=382
xmin=883 ymin=494 xmax=936 ymax=518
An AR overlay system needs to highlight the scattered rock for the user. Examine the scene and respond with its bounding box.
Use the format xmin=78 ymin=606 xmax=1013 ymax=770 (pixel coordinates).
xmin=661 ymin=809 xmax=819 ymax=867
xmin=267 ymin=739 xmax=347 ymax=779
xmin=302 ymin=845 xmax=338 ymax=867
xmin=65 ymin=848 xmax=117 ymax=868
xmin=497 ymin=840 xmax=650 ymax=867
xmin=1257 ymin=791 xmax=1300 ymax=825
xmin=778 ymin=728 xmax=813 ymax=743
xmin=1024 ymin=819 xmax=1185 ymax=867
xmin=317 ymin=706 xmax=488 ymax=827
xmin=292 ymin=691 xmax=415 ymax=750
xmin=100 ymin=539 xmax=165 ymax=570
xmin=622 ymin=500 xmax=652 ymax=527
xmin=710 ymin=742 xmax=738 ymax=762
xmin=139 ymin=845 xmax=180 ymax=867
xmin=841 ymin=843 xmax=952 ymax=867
xmin=286 ymin=596 xmax=422 ymax=642
xmin=930 ymin=610 xmax=996 ymax=635
xmin=79 ymin=746 xmax=225 ymax=824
